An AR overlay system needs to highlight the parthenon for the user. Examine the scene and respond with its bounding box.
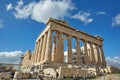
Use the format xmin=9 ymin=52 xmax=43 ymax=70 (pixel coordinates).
xmin=20 ymin=18 xmax=106 ymax=78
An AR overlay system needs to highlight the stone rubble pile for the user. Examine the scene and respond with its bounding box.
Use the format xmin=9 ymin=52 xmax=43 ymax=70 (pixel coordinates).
xmin=14 ymin=71 xmax=39 ymax=79
xmin=42 ymin=66 xmax=97 ymax=79
xmin=0 ymin=65 xmax=16 ymax=80
xmin=0 ymin=72 xmax=12 ymax=80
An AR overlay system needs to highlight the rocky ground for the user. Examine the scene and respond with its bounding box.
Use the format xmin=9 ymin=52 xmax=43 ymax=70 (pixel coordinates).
xmin=43 ymin=74 xmax=120 ymax=80
xmin=0 ymin=65 xmax=16 ymax=80
xmin=93 ymin=74 xmax=120 ymax=80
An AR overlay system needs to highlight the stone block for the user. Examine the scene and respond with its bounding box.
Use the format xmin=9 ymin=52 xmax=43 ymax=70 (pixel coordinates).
xmin=31 ymin=72 xmax=38 ymax=79
xmin=22 ymin=73 xmax=31 ymax=79
xmin=14 ymin=71 xmax=22 ymax=79
xmin=43 ymin=68 xmax=57 ymax=78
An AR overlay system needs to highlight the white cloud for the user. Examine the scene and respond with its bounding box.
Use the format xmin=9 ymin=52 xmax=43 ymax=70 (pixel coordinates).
xmin=96 ymin=11 xmax=106 ymax=15
xmin=72 ymin=11 xmax=93 ymax=25
xmin=112 ymin=14 xmax=120 ymax=27
xmin=0 ymin=20 xmax=3 ymax=28
xmin=14 ymin=2 xmax=35 ymax=19
xmin=6 ymin=3 xmax=13 ymax=11
xmin=31 ymin=0 xmax=73 ymax=23
xmin=17 ymin=0 xmax=24 ymax=6
xmin=12 ymin=0 xmax=74 ymax=23
xmin=106 ymin=56 xmax=120 ymax=67
xmin=0 ymin=51 xmax=23 ymax=64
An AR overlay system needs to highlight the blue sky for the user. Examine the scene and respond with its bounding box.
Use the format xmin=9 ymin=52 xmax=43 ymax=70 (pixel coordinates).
xmin=0 ymin=0 xmax=120 ymax=67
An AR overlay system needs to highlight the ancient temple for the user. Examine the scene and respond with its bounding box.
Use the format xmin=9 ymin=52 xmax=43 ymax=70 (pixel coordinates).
xmin=20 ymin=18 xmax=106 ymax=78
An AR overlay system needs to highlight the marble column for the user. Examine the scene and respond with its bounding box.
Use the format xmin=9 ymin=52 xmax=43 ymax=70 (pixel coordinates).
xmin=40 ymin=33 xmax=47 ymax=62
xmin=38 ymin=37 xmax=43 ymax=62
xmin=61 ymin=38 xmax=64 ymax=63
xmin=44 ymin=30 xmax=52 ymax=62
xmin=67 ymin=36 xmax=72 ymax=64
xmin=76 ymin=39 xmax=81 ymax=64
xmin=31 ymin=42 xmax=37 ymax=63
xmin=94 ymin=44 xmax=101 ymax=66
xmin=89 ymin=42 xmax=96 ymax=65
xmin=34 ymin=41 xmax=39 ymax=63
xmin=84 ymin=41 xmax=90 ymax=65
xmin=31 ymin=53 xmax=34 ymax=63
xmin=97 ymin=45 xmax=102 ymax=66
xmin=57 ymin=32 xmax=64 ymax=63
xmin=88 ymin=48 xmax=91 ymax=65
xmin=52 ymin=34 xmax=57 ymax=62
xmin=100 ymin=46 xmax=106 ymax=67
xmin=36 ymin=40 xmax=40 ymax=63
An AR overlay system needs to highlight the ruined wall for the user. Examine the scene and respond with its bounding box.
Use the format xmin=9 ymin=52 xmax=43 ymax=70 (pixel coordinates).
xmin=21 ymin=50 xmax=32 ymax=67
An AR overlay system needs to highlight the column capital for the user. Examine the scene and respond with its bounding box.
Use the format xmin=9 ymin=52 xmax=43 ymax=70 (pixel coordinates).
xmin=89 ymin=41 xmax=94 ymax=44
xmin=47 ymin=29 xmax=52 ymax=33
xmin=66 ymin=34 xmax=72 ymax=38
xmin=48 ymin=28 xmax=52 ymax=31
xmin=75 ymin=37 xmax=80 ymax=41
xmin=98 ymin=44 xmax=103 ymax=47
xmin=82 ymin=39 xmax=88 ymax=43
xmin=93 ymin=43 xmax=99 ymax=49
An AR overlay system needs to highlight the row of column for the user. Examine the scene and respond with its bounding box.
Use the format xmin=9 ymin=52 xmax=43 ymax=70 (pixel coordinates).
xmin=65 ymin=37 xmax=106 ymax=67
xmin=85 ymin=42 xmax=106 ymax=67
xmin=32 ymin=29 xmax=52 ymax=63
xmin=52 ymin=32 xmax=106 ymax=66
xmin=31 ymin=30 xmax=106 ymax=67
xmin=52 ymin=32 xmax=64 ymax=63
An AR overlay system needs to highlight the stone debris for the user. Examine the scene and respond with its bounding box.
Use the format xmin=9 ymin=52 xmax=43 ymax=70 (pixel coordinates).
xmin=30 ymin=72 xmax=39 ymax=79
xmin=14 ymin=71 xmax=22 ymax=79
xmin=14 ymin=71 xmax=39 ymax=79
xmin=0 ymin=64 xmax=16 ymax=80
xmin=43 ymin=68 xmax=57 ymax=78
xmin=58 ymin=66 xmax=88 ymax=78
xmin=0 ymin=72 xmax=12 ymax=80
xmin=22 ymin=72 xmax=31 ymax=79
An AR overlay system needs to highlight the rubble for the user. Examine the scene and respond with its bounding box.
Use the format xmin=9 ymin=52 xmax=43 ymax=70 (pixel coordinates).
xmin=0 ymin=72 xmax=12 ymax=80
xmin=14 ymin=71 xmax=22 ymax=79
xmin=0 ymin=64 xmax=16 ymax=80
xmin=43 ymin=68 xmax=57 ymax=78
xmin=14 ymin=71 xmax=39 ymax=79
